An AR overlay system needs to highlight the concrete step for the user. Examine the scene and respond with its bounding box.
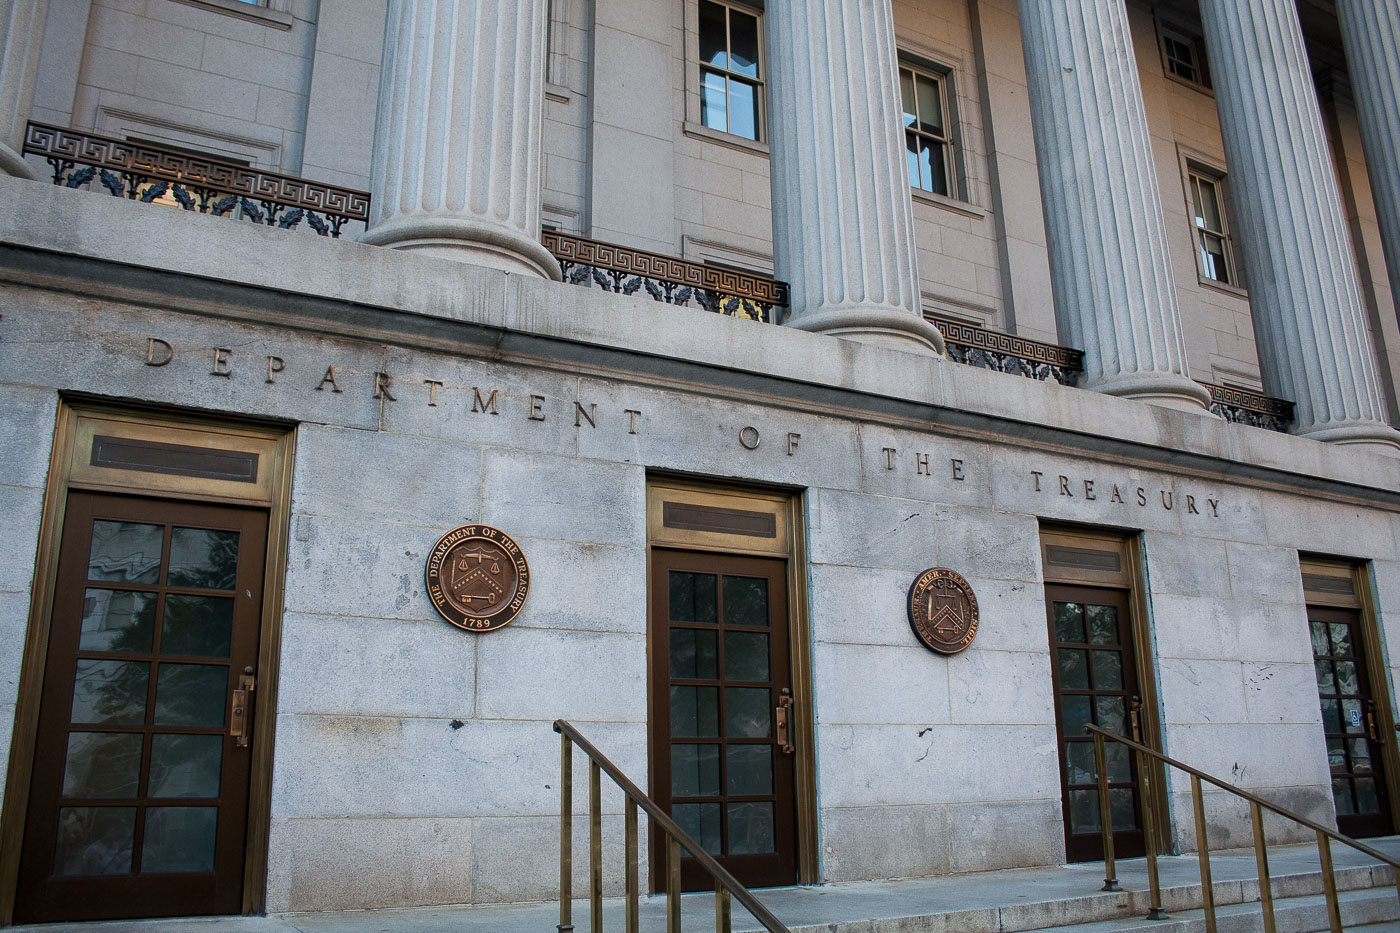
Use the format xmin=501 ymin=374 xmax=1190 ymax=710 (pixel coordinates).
xmin=14 ymin=838 xmax=1400 ymax=933
xmin=1020 ymin=886 xmax=1399 ymax=932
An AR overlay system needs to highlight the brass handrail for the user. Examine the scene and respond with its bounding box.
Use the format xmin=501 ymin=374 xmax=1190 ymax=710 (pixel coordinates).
xmin=553 ymin=719 xmax=791 ymax=933
xmin=1086 ymin=723 xmax=1400 ymax=932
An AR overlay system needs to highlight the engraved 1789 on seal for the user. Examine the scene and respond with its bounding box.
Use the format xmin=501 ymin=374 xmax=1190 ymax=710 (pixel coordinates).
xmin=907 ymin=567 xmax=979 ymax=655
xmin=425 ymin=525 xmax=531 ymax=632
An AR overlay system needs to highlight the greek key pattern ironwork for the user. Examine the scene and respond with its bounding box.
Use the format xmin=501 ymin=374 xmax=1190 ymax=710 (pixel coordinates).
xmin=1202 ymin=381 xmax=1294 ymax=432
xmin=24 ymin=122 xmax=370 ymax=237
xmin=543 ymin=230 xmax=787 ymax=323
xmin=931 ymin=314 xmax=1084 ymax=385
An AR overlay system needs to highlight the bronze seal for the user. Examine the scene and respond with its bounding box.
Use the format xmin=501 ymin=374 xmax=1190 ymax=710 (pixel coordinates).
xmin=907 ymin=567 xmax=979 ymax=655
xmin=425 ymin=525 xmax=530 ymax=632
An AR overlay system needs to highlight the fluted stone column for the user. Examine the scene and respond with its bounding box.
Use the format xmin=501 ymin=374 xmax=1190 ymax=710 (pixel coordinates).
xmin=1199 ymin=1 xmax=1399 ymax=449
xmin=363 ymin=0 xmax=560 ymax=279
xmin=0 ymin=0 xmax=48 ymax=179
xmin=1337 ymin=0 xmax=1400 ymax=357
xmin=765 ymin=0 xmax=946 ymax=356
xmin=1016 ymin=0 xmax=1209 ymax=411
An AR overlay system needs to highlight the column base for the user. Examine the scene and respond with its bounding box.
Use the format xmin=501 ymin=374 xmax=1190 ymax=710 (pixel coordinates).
xmin=1079 ymin=371 xmax=1213 ymax=412
xmin=0 ymin=144 xmax=36 ymax=179
xmin=360 ymin=215 xmax=563 ymax=281
xmin=785 ymin=305 xmax=947 ymax=357
xmin=1295 ymin=420 xmax=1400 ymax=455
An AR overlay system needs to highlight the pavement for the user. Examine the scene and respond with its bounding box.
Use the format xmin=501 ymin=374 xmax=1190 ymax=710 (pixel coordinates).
xmin=14 ymin=835 xmax=1400 ymax=933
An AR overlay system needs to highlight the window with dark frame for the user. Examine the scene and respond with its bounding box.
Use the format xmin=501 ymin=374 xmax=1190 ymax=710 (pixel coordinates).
xmin=698 ymin=0 xmax=763 ymax=142
xmin=899 ymin=64 xmax=956 ymax=199
xmin=1160 ymin=26 xmax=1210 ymax=90
xmin=1189 ymin=169 xmax=1236 ymax=286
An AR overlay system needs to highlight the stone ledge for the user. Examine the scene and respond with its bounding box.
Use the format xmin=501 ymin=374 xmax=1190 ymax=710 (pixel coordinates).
xmin=0 ymin=174 xmax=1396 ymax=505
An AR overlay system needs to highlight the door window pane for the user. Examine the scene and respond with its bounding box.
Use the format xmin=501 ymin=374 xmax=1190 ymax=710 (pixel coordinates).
xmin=1109 ymin=787 xmax=1138 ymax=829
xmin=1310 ymin=621 xmax=1330 ymax=657
xmin=53 ymin=807 xmax=136 ymax=876
xmin=671 ymin=685 xmax=719 ymax=737
xmin=1061 ymin=695 xmax=1092 ymax=734
xmin=724 ymin=631 xmax=769 ymax=682
xmin=727 ymin=801 xmax=774 ymax=854
xmin=1315 ymin=660 xmax=1336 ymax=694
xmin=671 ymin=744 xmax=720 ymax=798
xmin=1057 ymin=649 xmax=1089 ymax=690
xmin=167 ymin=528 xmax=239 ymax=590
xmin=1054 ymin=603 xmax=1085 ymax=643
xmin=1092 ymin=651 xmax=1123 ymax=690
xmin=671 ymin=629 xmax=718 ymax=679
xmin=1095 ymin=696 xmax=1127 ymax=735
xmin=79 ymin=589 xmax=156 ymax=653
xmin=62 ymin=733 xmax=143 ymax=798
xmin=1333 ymin=661 xmax=1359 ymax=695
xmin=1355 ymin=777 xmax=1381 ymax=813
xmin=1328 ymin=737 xmax=1347 ymax=774
xmin=153 ymin=663 xmax=227 ymax=727
xmin=1087 ymin=605 xmax=1119 ymax=644
xmin=1349 ymin=738 xmax=1373 ymax=773
xmin=674 ymin=802 xmax=722 ymax=856
xmin=1341 ymin=699 xmax=1364 ymax=734
xmin=1321 ymin=699 xmax=1342 ymax=734
xmin=149 ymin=734 xmax=224 ymax=798
xmin=1065 ymin=741 xmax=1095 ymax=785
xmin=725 ymin=687 xmax=770 ymax=738
xmin=1105 ymin=742 xmax=1132 ymax=783
xmin=1068 ymin=789 xmax=1099 ymax=833
xmin=1329 ymin=624 xmax=1353 ymax=656
xmin=71 ymin=659 xmax=149 ymax=725
xmin=670 ymin=572 xmax=717 ymax=624
xmin=727 ymin=745 xmax=773 ymax=796
xmin=722 ymin=576 xmax=768 ymax=627
xmin=141 ymin=806 xmax=218 ymax=873
xmin=162 ymin=595 xmax=234 ymax=658
xmin=1333 ymin=778 xmax=1355 ymax=815
xmin=87 ymin=521 xmax=163 ymax=584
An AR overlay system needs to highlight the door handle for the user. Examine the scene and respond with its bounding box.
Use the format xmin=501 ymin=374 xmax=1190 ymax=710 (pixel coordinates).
xmin=775 ymin=688 xmax=795 ymax=755
xmin=1367 ymin=700 xmax=1381 ymax=743
xmin=230 ymin=667 xmax=255 ymax=748
xmin=1129 ymin=695 xmax=1143 ymax=744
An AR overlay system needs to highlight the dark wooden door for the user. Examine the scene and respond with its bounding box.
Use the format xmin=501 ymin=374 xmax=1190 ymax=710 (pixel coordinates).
xmin=1046 ymin=584 xmax=1145 ymax=862
xmin=16 ymin=492 xmax=267 ymax=923
xmin=649 ymin=549 xmax=797 ymax=890
xmin=1310 ymin=606 xmax=1394 ymax=838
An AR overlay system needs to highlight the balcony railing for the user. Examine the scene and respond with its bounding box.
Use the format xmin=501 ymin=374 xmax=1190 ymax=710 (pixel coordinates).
xmin=542 ymin=230 xmax=788 ymax=323
xmin=1202 ymin=381 xmax=1295 ymax=432
xmin=23 ymin=122 xmax=370 ymax=237
xmin=930 ymin=313 xmax=1083 ymax=386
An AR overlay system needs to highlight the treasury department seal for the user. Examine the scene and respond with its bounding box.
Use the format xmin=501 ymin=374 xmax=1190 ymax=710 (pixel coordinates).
xmin=425 ymin=524 xmax=531 ymax=632
xmin=907 ymin=567 xmax=979 ymax=655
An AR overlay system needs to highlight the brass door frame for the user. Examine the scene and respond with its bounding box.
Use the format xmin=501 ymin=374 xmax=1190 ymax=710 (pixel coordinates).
xmin=645 ymin=478 xmax=817 ymax=887
xmin=1040 ymin=525 xmax=1170 ymax=855
xmin=0 ymin=400 xmax=295 ymax=922
xmin=1302 ymin=556 xmax=1400 ymax=835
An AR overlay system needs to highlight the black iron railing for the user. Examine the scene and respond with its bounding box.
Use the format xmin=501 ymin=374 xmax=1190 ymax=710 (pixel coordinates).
xmin=930 ymin=313 xmax=1083 ymax=385
xmin=542 ymin=230 xmax=787 ymax=323
xmin=1203 ymin=381 xmax=1295 ymax=432
xmin=23 ymin=122 xmax=370 ymax=237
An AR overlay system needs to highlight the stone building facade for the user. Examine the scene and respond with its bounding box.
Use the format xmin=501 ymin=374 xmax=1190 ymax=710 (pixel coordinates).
xmin=2 ymin=0 xmax=1400 ymax=923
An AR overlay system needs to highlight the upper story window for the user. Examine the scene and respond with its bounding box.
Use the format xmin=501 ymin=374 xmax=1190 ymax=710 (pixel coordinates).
xmin=1188 ymin=169 xmax=1236 ymax=286
xmin=1159 ymin=25 xmax=1211 ymax=90
xmin=699 ymin=0 xmax=764 ymax=141
xmin=900 ymin=64 xmax=956 ymax=199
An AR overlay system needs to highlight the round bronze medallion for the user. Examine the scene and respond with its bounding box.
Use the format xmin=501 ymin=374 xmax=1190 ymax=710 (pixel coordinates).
xmin=425 ymin=525 xmax=531 ymax=632
xmin=907 ymin=567 xmax=979 ymax=655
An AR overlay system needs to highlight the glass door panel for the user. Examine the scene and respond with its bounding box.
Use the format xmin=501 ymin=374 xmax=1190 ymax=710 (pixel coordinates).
xmin=650 ymin=550 xmax=796 ymax=891
xmin=1046 ymin=584 xmax=1145 ymax=862
xmin=16 ymin=493 xmax=267 ymax=923
xmin=1310 ymin=606 xmax=1393 ymax=837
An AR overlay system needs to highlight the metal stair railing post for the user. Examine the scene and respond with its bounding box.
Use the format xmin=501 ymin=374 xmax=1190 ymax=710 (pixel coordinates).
xmin=1087 ymin=723 xmax=1400 ymax=930
xmin=1092 ymin=732 xmax=1121 ymax=891
xmin=554 ymin=719 xmax=792 ymax=933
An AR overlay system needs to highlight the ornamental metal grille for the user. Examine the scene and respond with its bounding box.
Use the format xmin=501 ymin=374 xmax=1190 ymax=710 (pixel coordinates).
xmin=543 ymin=230 xmax=787 ymax=323
xmin=930 ymin=314 xmax=1084 ymax=386
xmin=1202 ymin=382 xmax=1295 ymax=432
xmin=23 ymin=122 xmax=370 ymax=238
